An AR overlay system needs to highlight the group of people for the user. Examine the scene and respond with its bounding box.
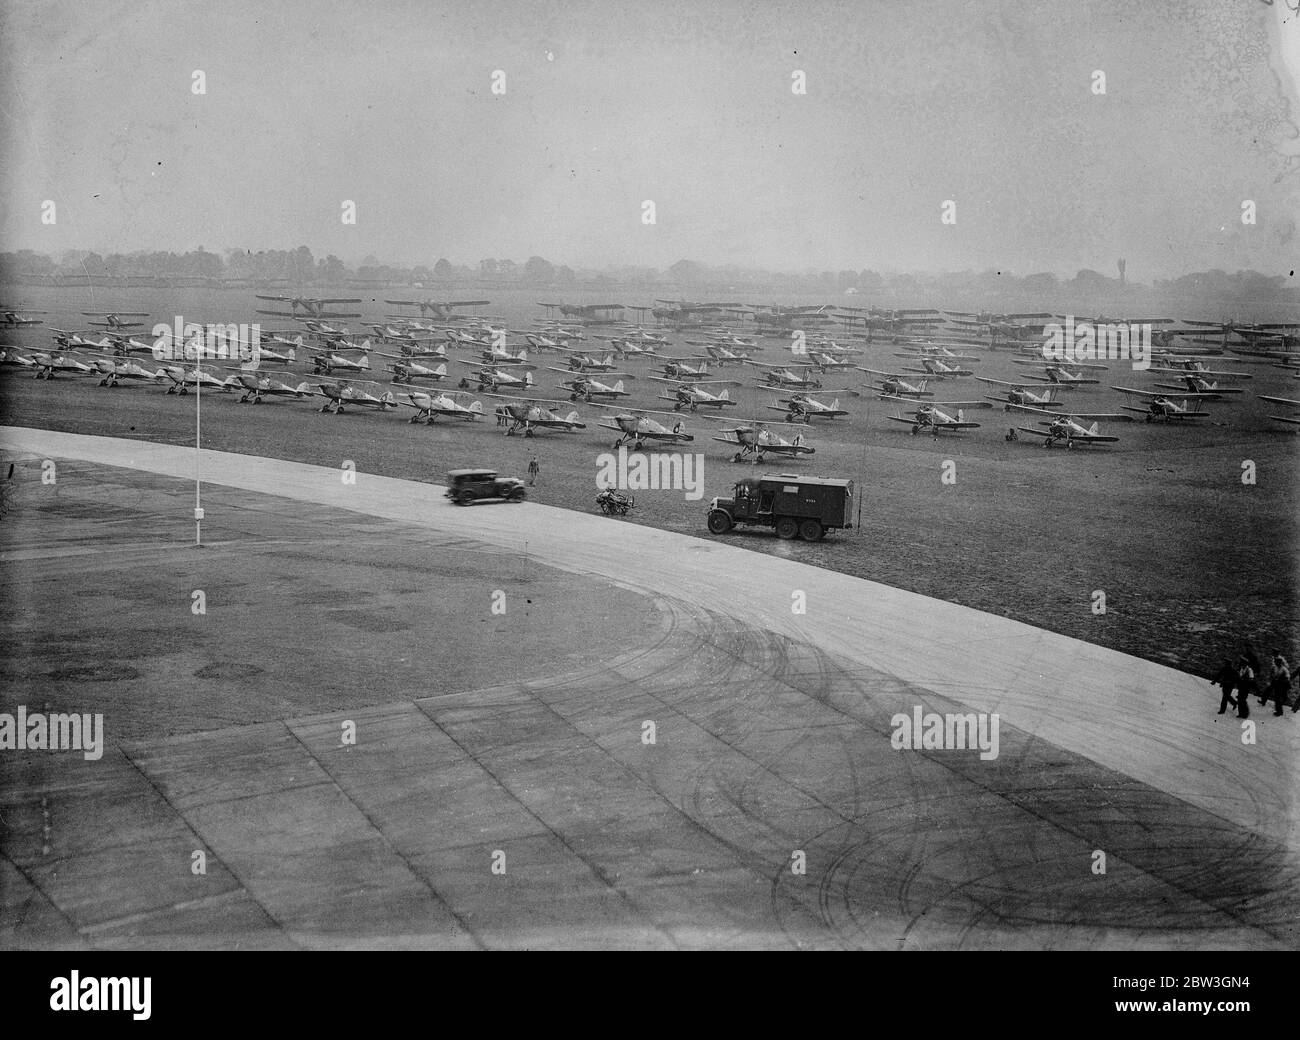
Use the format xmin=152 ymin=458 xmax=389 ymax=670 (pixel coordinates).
xmin=1213 ymin=647 xmax=1294 ymax=718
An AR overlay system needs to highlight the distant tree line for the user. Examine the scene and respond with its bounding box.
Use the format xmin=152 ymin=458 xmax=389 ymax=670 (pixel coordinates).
xmin=0 ymin=248 xmax=1294 ymax=309
xmin=0 ymin=248 xmax=578 ymax=289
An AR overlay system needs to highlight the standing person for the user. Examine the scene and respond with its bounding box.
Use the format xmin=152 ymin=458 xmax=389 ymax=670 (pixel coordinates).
xmin=1237 ymin=656 xmax=1257 ymax=712
xmin=527 ymin=455 xmax=539 ymax=487
xmin=1244 ymin=644 xmax=1263 ymax=704
xmin=1266 ymin=651 xmax=1291 ymax=717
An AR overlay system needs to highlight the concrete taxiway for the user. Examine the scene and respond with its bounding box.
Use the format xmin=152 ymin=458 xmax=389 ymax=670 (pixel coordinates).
xmin=1 ymin=428 xmax=1296 ymax=950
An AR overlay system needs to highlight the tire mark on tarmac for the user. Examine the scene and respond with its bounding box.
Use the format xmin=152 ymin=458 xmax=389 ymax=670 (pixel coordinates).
xmin=116 ymin=747 xmax=300 ymax=949
xmin=409 ymin=699 xmax=682 ymax=950
xmin=281 ymin=724 xmax=484 ymax=950
xmin=602 ymin=597 xmax=1296 ymax=948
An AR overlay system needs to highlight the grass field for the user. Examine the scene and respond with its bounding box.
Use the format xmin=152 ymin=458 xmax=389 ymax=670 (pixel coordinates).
xmin=2 ymin=286 xmax=1296 ymax=679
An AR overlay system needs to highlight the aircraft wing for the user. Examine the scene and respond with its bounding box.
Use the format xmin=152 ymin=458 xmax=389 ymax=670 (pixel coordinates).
xmin=1112 ymin=385 xmax=1211 ymax=401
xmin=1005 ymin=402 xmax=1065 ymax=417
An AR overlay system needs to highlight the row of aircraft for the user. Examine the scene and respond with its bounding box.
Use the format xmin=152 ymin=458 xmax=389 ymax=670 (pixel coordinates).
xmin=4 ymin=298 xmax=1297 ymax=448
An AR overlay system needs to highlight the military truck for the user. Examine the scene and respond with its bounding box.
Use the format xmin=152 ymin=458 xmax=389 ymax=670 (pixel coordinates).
xmin=706 ymin=473 xmax=854 ymax=541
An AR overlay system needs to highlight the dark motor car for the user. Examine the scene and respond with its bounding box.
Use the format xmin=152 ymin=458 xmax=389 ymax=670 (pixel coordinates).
xmin=446 ymin=468 xmax=527 ymax=505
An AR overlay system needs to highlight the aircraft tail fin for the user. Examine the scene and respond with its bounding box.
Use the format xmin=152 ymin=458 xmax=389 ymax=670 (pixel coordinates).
xmin=957 ymin=409 xmax=965 ymax=422
xmin=1089 ymin=421 xmax=1099 ymax=435
xmin=434 ymin=363 xmax=447 ymax=376
xmin=524 ymin=371 xmax=534 ymax=387
xmin=294 ymin=381 xmax=312 ymax=396
xmin=613 ymin=380 xmax=625 ymax=393
xmin=719 ymin=388 xmax=729 ymax=400
xmin=565 ymin=410 xmax=580 ymax=424
xmin=468 ymin=400 xmax=485 ymax=415
xmin=357 ymin=355 xmax=370 ymax=370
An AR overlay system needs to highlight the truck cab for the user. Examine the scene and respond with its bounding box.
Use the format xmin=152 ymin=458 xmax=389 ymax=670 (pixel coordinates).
xmin=707 ymin=474 xmax=854 ymax=541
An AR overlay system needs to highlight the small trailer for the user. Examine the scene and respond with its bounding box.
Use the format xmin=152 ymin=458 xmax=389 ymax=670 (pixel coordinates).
xmin=706 ymin=473 xmax=854 ymax=541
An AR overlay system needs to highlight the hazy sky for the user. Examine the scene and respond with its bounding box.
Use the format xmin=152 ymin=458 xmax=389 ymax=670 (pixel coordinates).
xmin=2 ymin=0 xmax=1297 ymax=279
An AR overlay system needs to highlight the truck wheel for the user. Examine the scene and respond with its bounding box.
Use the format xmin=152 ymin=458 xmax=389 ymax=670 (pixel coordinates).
xmin=509 ymin=487 xmax=526 ymax=501
xmin=776 ymin=518 xmax=798 ymax=540
xmin=799 ymin=520 xmax=824 ymax=541
xmin=456 ymin=490 xmax=475 ymax=506
xmin=707 ymin=510 xmax=733 ymax=534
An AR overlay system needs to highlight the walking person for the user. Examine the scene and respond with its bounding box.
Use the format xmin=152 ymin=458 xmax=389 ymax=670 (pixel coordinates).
xmin=1212 ymin=660 xmax=1239 ymax=716
xmin=527 ymin=455 xmax=539 ymax=487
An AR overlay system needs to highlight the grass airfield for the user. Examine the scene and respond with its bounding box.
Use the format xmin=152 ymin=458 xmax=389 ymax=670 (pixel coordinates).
xmin=1 ymin=296 xmax=1296 ymax=676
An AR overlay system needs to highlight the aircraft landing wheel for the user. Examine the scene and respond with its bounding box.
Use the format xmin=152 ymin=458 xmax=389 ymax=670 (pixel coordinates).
xmin=673 ymin=403 xmax=682 ymax=411
xmin=776 ymin=518 xmax=799 ymax=540
xmin=909 ymin=426 xmax=918 ymax=435
xmin=1042 ymin=440 xmax=1051 ymax=448
xmin=731 ymin=453 xmax=743 ymax=463
xmin=570 ymin=394 xmax=578 ymax=402
xmin=799 ymin=519 xmax=824 ymax=541
xmin=408 ymin=415 xmax=419 ymax=424
xmin=523 ymin=428 xmax=534 ymax=438
xmin=1066 ymin=441 xmax=1074 ymax=450
xmin=612 ymin=440 xmax=622 ymax=450
xmin=505 ymin=427 xmax=515 ymax=436
xmin=253 ymin=397 xmax=262 ymax=404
